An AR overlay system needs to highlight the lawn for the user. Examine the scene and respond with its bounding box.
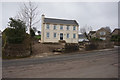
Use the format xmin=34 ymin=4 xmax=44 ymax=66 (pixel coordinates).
xmin=34 ymin=35 xmax=41 ymax=39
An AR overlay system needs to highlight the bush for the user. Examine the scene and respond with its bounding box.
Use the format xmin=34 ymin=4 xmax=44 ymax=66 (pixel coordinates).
xmin=2 ymin=28 xmax=26 ymax=44
xmin=91 ymin=37 xmax=103 ymax=41
xmin=34 ymin=35 xmax=41 ymax=39
xmin=85 ymin=43 xmax=98 ymax=51
xmin=64 ymin=43 xmax=79 ymax=52
xmin=2 ymin=18 xmax=27 ymax=44
xmin=7 ymin=37 xmax=25 ymax=44
xmin=59 ymin=40 xmax=66 ymax=43
xmin=111 ymin=35 xmax=120 ymax=42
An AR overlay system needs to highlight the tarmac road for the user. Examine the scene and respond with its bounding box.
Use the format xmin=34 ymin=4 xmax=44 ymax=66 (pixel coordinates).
xmin=2 ymin=48 xmax=118 ymax=78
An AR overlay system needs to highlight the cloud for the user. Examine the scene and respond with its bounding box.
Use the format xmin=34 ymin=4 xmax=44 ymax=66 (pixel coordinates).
xmin=1 ymin=2 xmax=118 ymax=31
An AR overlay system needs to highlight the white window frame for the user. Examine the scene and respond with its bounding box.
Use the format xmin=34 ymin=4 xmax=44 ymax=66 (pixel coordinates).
xmin=46 ymin=24 xmax=50 ymax=29
xmin=53 ymin=33 xmax=57 ymax=38
xmin=66 ymin=33 xmax=69 ymax=38
xmin=46 ymin=32 xmax=50 ymax=38
xmin=73 ymin=34 xmax=76 ymax=38
xmin=60 ymin=25 xmax=63 ymax=30
xmin=67 ymin=26 xmax=69 ymax=30
xmin=53 ymin=25 xmax=56 ymax=30
xmin=73 ymin=26 xmax=76 ymax=30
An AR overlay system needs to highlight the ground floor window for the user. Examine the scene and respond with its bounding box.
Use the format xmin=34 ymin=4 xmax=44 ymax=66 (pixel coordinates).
xmin=54 ymin=33 xmax=57 ymax=38
xmin=46 ymin=32 xmax=50 ymax=38
xmin=73 ymin=34 xmax=76 ymax=38
xmin=67 ymin=33 xmax=69 ymax=38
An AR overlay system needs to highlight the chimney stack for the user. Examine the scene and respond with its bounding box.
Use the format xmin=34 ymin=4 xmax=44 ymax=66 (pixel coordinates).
xmin=41 ymin=14 xmax=45 ymax=23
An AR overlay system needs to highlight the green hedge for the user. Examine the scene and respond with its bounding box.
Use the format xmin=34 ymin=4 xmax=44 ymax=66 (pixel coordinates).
xmin=7 ymin=37 xmax=25 ymax=44
xmin=85 ymin=43 xmax=98 ymax=51
xmin=34 ymin=35 xmax=41 ymax=39
xmin=91 ymin=37 xmax=103 ymax=41
xmin=111 ymin=35 xmax=120 ymax=42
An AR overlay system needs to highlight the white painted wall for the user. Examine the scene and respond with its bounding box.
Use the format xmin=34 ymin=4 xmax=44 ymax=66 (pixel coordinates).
xmin=41 ymin=15 xmax=79 ymax=43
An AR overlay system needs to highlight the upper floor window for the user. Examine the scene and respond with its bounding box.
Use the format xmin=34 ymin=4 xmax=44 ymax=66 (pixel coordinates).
xmin=67 ymin=26 xmax=69 ymax=30
xmin=73 ymin=34 xmax=76 ymax=38
xmin=67 ymin=33 xmax=69 ymax=38
xmin=60 ymin=25 xmax=63 ymax=30
xmin=46 ymin=32 xmax=49 ymax=38
xmin=100 ymin=31 xmax=106 ymax=35
xmin=53 ymin=33 xmax=57 ymax=38
xmin=73 ymin=26 xmax=76 ymax=30
xmin=53 ymin=25 xmax=56 ymax=30
xmin=46 ymin=24 xmax=50 ymax=29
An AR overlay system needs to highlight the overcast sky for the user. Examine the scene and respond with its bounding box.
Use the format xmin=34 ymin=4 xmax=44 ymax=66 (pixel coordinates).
xmin=0 ymin=2 xmax=118 ymax=32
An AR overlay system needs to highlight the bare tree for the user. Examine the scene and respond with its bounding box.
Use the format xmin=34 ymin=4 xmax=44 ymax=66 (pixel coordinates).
xmin=80 ymin=25 xmax=92 ymax=40
xmin=16 ymin=1 xmax=40 ymax=54
xmin=16 ymin=1 xmax=40 ymax=34
xmin=80 ymin=25 xmax=92 ymax=34
xmin=80 ymin=27 xmax=86 ymax=34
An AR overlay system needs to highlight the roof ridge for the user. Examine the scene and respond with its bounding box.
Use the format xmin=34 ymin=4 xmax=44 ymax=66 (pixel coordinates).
xmin=45 ymin=17 xmax=75 ymax=21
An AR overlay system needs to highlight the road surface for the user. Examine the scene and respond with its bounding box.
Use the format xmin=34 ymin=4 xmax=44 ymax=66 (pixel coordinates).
xmin=2 ymin=48 xmax=118 ymax=78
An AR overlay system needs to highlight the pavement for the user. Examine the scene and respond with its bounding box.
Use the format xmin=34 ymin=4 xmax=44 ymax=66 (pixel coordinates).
xmin=2 ymin=48 xmax=118 ymax=78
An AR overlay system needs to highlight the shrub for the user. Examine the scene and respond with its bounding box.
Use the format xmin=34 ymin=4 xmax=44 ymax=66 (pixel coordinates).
xmin=3 ymin=28 xmax=26 ymax=44
xmin=64 ymin=43 xmax=79 ymax=52
xmin=7 ymin=37 xmax=25 ymax=44
xmin=111 ymin=35 xmax=120 ymax=42
xmin=91 ymin=37 xmax=103 ymax=41
xmin=34 ymin=35 xmax=41 ymax=39
xmin=85 ymin=43 xmax=98 ymax=51
xmin=2 ymin=18 xmax=27 ymax=44
xmin=59 ymin=40 xmax=66 ymax=43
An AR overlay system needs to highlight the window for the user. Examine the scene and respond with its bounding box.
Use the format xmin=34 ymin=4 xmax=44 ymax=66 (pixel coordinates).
xmin=53 ymin=33 xmax=56 ymax=38
xmin=73 ymin=34 xmax=76 ymax=38
xmin=46 ymin=32 xmax=49 ymax=38
xmin=46 ymin=24 xmax=50 ymax=29
xmin=100 ymin=32 xmax=106 ymax=35
xmin=67 ymin=26 xmax=69 ymax=30
xmin=60 ymin=25 xmax=63 ymax=30
xmin=73 ymin=26 xmax=76 ymax=30
xmin=67 ymin=33 xmax=69 ymax=38
xmin=53 ymin=25 xmax=56 ymax=30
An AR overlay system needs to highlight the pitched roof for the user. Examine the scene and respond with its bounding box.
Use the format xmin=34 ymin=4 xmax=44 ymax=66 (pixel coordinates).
xmin=112 ymin=28 xmax=120 ymax=35
xmin=113 ymin=28 xmax=120 ymax=32
xmin=44 ymin=18 xmax=79 ymax=26
xmin=98 ymin=27 xmax=111 ymax=33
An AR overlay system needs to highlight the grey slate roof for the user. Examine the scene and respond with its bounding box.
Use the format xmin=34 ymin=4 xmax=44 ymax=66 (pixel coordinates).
xmin=44 ymin=18 xmax=79 ymax=26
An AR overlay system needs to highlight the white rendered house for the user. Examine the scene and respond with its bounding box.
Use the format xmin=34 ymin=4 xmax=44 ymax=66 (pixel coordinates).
xmin=41 ymin=14 xmax=79 ymax=43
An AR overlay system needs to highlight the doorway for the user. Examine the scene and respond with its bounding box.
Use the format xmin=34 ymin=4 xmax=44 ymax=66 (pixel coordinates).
xmin=60 ymin=33 xmax=63 ymax=40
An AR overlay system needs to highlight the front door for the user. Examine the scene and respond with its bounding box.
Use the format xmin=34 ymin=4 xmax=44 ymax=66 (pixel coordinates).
xmin=60 ymin=33 xmax=63 ymax=40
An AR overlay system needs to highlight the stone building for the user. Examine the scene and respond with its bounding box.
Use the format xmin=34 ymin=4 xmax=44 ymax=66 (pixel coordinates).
xmin=96 ymin=27 xmax=111 ymax=41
